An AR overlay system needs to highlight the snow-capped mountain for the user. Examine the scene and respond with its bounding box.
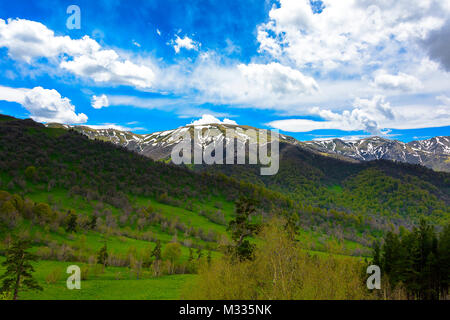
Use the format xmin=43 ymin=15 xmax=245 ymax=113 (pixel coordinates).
xmin=45 ymin=122 xmax=450 ymax=172
xmin=305 ymin=136 xmax=450 ymax=172
xmin=46 ymin=123 xmax=292 ymax=161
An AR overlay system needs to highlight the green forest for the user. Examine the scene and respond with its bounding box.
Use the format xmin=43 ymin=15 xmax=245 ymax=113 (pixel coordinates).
xmin=0 ymin=115 xmax=449 ymax=300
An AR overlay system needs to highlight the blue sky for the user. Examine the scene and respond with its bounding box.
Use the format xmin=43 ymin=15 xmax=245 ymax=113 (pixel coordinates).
xmin=0 ymin=0 xmax=449 ymax=142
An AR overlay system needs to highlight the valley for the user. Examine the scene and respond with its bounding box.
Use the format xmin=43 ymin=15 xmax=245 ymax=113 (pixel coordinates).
xmin=0 ymin=114 xmax=449 ymax=299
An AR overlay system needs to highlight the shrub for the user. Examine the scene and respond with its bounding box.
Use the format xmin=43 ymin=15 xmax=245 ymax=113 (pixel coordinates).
xmin=45 ymin=268 xmax=63 ymax=284
xmin=188 ymin=218 xmax=374 ymax=300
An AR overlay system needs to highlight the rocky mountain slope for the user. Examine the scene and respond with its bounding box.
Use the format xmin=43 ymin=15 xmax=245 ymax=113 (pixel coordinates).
xmin=3 ymin=115 xmax=448 ymax=228
xmin=305 ymin=136 xmax=450 ymax=172
xmin=2 ymin=114 xmax=449 ymax=253
xmin=45 ymin=122 xmax=450 ymax=172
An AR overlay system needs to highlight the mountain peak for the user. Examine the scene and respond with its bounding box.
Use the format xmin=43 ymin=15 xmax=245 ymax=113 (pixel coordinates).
xmin=42 ymin=119 xmax=450 ymax=172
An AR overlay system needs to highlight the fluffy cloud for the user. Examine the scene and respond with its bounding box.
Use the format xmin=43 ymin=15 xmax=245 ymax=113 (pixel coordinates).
xmin=437 ymin=95 xmax=450 ymax=106
xmin=82 ymin=123 xmax=146 ymax=131
xmin=389 ymin=103 xmax=450 ymax=130
xmin=423 ymin=20 xmax=450 ymax=71
xmin=188 ymin=114 xmax=237 ymax=126
xmin=268 ymin=95 xmax=394 ymax=134
xmin=269 ymin=94 xmax=450 ymax=133
xmin=95 ymin=94 xmax=233 ymax=119
xmin=0 ymin=18 xmax=319 ymax=110
xmin=0 ymin=85 xmax=87 ymax=123
xmin=373 ymin=70 xmax=422 ymax=91
xmin=185 ymin=61 xmax=319 ymax=107
xmin=1 ymin=13 xmax=448 ymax=133
xmin=238 ymin=63 xmax=318 ymax=96
xmin=352 ymin=95 xmax=394 ymax=121
xmin=0 ymin=18 xmax=155 ymax=88
xmin=257 ymin=0 xmax=449 ymax=71
xmin=0 ymin=85 xmax=27 ymax=103
xmin=91 ymin=94 xmax=109 ymax=109
xmin=24 ymin=88 xmax=88 ymax=123
xmin=171 ymin=35 xmax=200 ymax=53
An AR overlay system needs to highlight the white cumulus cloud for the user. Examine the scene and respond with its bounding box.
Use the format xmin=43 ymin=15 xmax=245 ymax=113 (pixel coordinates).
xmin=188 ymin=114 xmax=237 ymax=126
xmin=268 ymin=95 xmax=394 ymax=134
xmin=257 ymin=0 xmax=449 ymax=71
xmin=0 ymin=18 xmax=156 ymax=89
xmin=171 ymin=35 xmax=200 ymax=53
xmin=0 ymin=85 xmax=87 ymax=124
xmin=185 ymin=61 xmax=319 ymax=108
xmin=269 ymin=94 xmax=450 ymax=133
xmin=373 ymin=70 xmax=422 ymax=91
xmin=91 ymin=94 xmax=109 ymax=109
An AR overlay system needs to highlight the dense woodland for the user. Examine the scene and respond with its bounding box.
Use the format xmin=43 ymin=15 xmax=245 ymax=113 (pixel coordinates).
xmin=0 ymin=115 xmax=449 ymax=299
xmin=373 ymin=220 xmax=450 ymax=299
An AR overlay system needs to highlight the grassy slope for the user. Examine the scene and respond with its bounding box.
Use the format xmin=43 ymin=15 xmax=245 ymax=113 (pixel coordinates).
xmin=0 ymin=117 xmax=374 ymax=299
xmin=3 ymin=185 xmax=226 ymax=258
xmin=0 ymin=257 xmax=197 ymax=300
xmin=0 ymin=182 xmax=368 ymax=299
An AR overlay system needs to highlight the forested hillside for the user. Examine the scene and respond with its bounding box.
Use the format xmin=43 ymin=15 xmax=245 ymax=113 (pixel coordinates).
xmin=0 ymin=115 xmax=449 ymax=299
xmin=199 ymin=140 xmax=450 ymax=227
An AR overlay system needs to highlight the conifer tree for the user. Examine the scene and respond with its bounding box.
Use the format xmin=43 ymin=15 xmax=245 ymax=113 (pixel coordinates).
xmin=438 ymin=224 xmax=450 ymax=297
xmin=372 ymin=240 xmax=381 ymax=267
xmin=151 ymin=240 xmax=162 ymax=261
xmin=0 ymin=239 xmax=42 ymax=300
xmin=227 ymin=197 xmax=260 ymax=260
xmin=375 ymin=220 xmax=449 ymax=300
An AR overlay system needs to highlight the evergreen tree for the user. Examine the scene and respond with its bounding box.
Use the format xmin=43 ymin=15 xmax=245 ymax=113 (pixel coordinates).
xmin=227 ymin=197 xmax=260 ymax=260
xmin=0 ymin=239 xmax=42 ymax=300
xmin=372 ymin=240 xmax=381 ymax=267
xmin=151 ymin=240 xmax=162 ymax=261
xmin=438 ymin=224 xmax=450 ymax=298
xmin=382 ymin=231 xmax=400 ymax=282
xmin=375 ymin=220 xmax=449 ymax=300
xmin=65 ymin=210 xmax=77 ymax=233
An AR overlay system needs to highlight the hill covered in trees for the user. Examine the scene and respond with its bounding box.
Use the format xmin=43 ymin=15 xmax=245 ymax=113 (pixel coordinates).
xmin=47 ymin=122 xmax=450 ymax=172
xmin=0 ymin=114 xmax=449 ymax=299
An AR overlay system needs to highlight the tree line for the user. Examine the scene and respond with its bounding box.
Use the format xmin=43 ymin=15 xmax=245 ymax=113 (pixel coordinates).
xmin=372 ymin=219 xmax=450 ymax=299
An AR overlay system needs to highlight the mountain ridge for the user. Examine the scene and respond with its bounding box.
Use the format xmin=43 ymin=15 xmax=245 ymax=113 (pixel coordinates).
xmin=2 ymin=114 xmax=449 ymax=231
xmin=44 ymin=120 xmax=450 ymax=172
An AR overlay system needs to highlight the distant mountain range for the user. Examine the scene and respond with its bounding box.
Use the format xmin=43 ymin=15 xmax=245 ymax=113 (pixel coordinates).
xmin=45 ymin=122 xmax=450 ymax=172
xmin=2 ymin=114 xmax=448 ymax=229
xmin=305 ymin=136 xmax=450 ymax=172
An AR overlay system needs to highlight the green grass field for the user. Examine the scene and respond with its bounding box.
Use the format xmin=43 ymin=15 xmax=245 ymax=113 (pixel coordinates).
xmin=0 ymin=257 xmax=197 ymax=300
xmin=0 ymin=167 xmax=371 ymax=300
